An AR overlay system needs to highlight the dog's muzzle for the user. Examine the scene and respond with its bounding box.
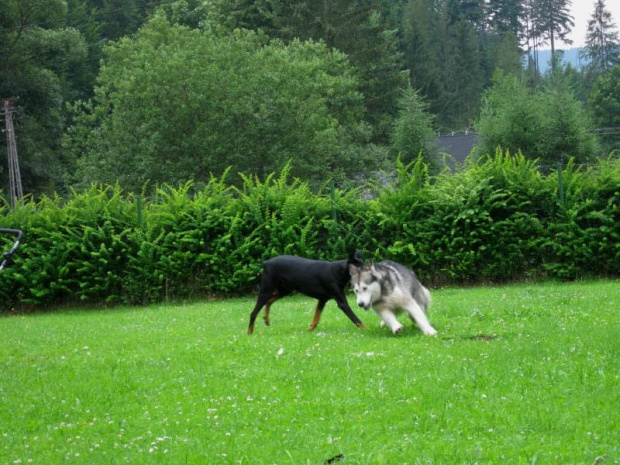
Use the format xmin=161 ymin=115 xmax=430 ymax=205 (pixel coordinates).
xmin=357 ymin=301 xmax=371 ymax=311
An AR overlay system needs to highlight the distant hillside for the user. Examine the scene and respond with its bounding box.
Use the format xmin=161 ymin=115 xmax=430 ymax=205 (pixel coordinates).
xmin=531 ymin=48 xmax=590 ymax=74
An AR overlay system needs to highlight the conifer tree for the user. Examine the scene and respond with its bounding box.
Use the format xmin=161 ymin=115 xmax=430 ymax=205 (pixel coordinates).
xmin=444 ymin=18 xmax=484 ymax=127
xmin=487 ymin=0 xmax=524 ymax=36
xmin=523 ymin=0 xmax=543 ymax=79
xmin=401 ymin=0 xmax=443 ymax=114
xmin=390 ymin=85 xmax=437 ymax=166
xmin=581 ymin=0 xmax=620 ymax=78
xmin=533 ymin=0 xmax=575 ymax=70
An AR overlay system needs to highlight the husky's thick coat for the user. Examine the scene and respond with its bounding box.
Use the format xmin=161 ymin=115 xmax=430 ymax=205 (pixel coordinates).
xmin=349 ymin=261 xmax=437 ymax=335
xmin=247 ymin=252 xmax=367 ymax=334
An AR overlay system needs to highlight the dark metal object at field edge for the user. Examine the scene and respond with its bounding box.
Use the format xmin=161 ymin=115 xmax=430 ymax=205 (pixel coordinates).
xmin=1 ymin=99 xmax=24 ymax=208
xmin=0 ymin=228 xmax=23 ymax=271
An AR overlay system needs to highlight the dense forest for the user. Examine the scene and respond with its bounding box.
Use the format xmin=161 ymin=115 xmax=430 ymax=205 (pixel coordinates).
xmin=1 ymin=0 xmax=619 ymax=197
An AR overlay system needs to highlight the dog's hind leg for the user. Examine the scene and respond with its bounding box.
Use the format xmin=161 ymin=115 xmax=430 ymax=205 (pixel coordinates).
xmin=308 ymin=299 xmax=327 ymax=331
xmin=404 ymin=299 xmax=437 ymax=336
xmin=263 ymin=293 xmax=281 ymax=326
xmin=248 ymin=281 xmax=277 ymax=335
xmin=414 ymin=286 xmax=431 ymax=313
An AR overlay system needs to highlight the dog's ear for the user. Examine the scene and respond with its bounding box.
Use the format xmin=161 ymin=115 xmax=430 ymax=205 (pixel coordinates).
xmin=348 ymin=250 xmax=364 ymax=267
xmin=348 ymin=263 xmax=360 ymax=277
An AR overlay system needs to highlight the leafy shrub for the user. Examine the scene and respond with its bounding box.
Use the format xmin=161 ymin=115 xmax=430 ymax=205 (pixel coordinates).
xmin=1 ymin=154 xmax=618 ymax=311
xmin=543 ymin=158 xmax=620 ymax=278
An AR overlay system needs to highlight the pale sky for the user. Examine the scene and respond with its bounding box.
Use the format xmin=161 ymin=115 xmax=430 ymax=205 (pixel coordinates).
xmin=561 ymin=0 xmax=620 ymax=48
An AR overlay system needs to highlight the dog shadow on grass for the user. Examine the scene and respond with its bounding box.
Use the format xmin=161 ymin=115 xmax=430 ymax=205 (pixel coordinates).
xmin=442 ymin=333 xmax=501 ymax=342
xmin=360 ymin=324 xmax=435 ymax=339
xmin=361 ymin=324 xmax=501 ymax=342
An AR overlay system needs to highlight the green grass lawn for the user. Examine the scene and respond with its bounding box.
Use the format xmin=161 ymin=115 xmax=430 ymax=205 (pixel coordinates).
xmin=1 ymin=281 xmax=619 ymax=464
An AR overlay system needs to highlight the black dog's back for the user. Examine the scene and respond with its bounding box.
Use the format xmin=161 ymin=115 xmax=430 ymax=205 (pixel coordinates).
xmin=248 ymin=252 xmax=366 ymax=334
xmin=262 ymin=256 xmax=350 ymax=300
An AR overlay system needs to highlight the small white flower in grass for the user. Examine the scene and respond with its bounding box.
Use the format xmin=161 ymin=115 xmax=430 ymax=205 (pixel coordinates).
xmin=276 ymin=347 xmax=284 ymax=357
xmin=246 ymin=396 xmax=254 ymax=402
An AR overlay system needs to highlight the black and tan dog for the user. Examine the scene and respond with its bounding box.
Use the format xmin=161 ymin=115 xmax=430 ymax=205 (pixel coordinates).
xmin=247 ymin=252 xmax=367 ymax=334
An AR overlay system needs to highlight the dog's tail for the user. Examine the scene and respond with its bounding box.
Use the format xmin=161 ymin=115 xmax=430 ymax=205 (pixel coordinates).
xmin=415 ymin=286 xmax=431 ymax=313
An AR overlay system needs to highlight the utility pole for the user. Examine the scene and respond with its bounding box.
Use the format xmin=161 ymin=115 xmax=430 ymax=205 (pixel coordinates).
xmin=1 ymin=99 xmax=23 ymax=208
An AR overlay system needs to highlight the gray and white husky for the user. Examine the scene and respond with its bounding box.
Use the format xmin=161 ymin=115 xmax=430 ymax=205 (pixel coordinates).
xmin=349 ymin=261 xmax=437 ymax=336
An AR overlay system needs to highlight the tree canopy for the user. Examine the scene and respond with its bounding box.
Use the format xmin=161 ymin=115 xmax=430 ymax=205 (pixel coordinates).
xmin=581 ymin=0 xmax=620 ymax=79
xmin=1 ymin=0 xmax=618 ymax=197
xmin=475 ymin=71 xmax=599 ymax=165
xmin=65 ymin=17 xmax=374 ymax=190
xmin=0 ymin=0 xmax=87 ymax=194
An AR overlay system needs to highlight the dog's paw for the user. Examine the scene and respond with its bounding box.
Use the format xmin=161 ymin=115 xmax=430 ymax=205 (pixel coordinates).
xmin=424 ymin=327 xmax=438 ymax=336
xmin=392 ymin=325 xmax=404 ymax=335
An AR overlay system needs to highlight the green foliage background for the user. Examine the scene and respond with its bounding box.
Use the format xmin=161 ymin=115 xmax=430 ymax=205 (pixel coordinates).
xmin=1 ymin=154 xmax=619 ymax=311
xmin=475 ymin=72 xmax=600 ymax=165
xmin=6 ymin=0 xmax=616 ymax=198
xmin=65 ymin=18 xmax=373 ymax=190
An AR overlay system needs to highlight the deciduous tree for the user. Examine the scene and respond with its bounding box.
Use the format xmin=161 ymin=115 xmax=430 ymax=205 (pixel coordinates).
xmin=0 ymin=0 xmax=87 ymax=195
xmin=66 ymin=17 xmax=374 ymax=191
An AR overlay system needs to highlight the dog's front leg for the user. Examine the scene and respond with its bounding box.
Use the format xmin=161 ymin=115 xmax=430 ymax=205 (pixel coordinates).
xmin=375 ymin=308 xmax=403 ymax=334
xmin=334 ymin=296 xmax=367 ymax=330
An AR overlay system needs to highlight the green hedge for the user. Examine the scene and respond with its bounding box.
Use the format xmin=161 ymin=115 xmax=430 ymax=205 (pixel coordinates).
xmin=1 ymin=153 xmax=618 ymax=311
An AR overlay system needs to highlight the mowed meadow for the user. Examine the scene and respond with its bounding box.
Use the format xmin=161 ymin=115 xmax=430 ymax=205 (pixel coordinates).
xmin=1 ymin=280 xmax=619 ymax=464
